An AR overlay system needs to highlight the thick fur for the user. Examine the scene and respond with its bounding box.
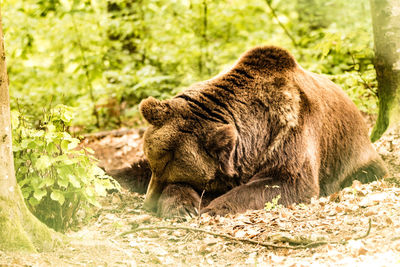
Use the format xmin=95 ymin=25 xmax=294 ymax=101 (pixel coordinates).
xmin=125 ymin=46 xmax=387 ymax=217
xmin=107 ymin=158 xmax=151 ymax=194
xmin=157 ymin=184 xmax=201 ymax=218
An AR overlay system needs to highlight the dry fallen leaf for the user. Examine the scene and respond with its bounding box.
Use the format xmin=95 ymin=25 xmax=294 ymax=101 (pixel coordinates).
xmin=246 ymin=228 xmax=260 ymax=238
xmin=197 ymin=244 xmax=212 ymax=255
xmin=329 ymin=192 xmax=341 ymax=203
xmin=234 ymin=229 xmax=246 ymax=238
xmin=385 ymin=216 xmax=393 ymax=225
xmin=134 ymin=214 xmax=152 ymax=224
xmin=364 ymin=210 xmax=377 ymax=216
xmin=335 ymin=206 xmax=344 ymax=213
xmin=394 ymin=242 xmax=400 ymax=252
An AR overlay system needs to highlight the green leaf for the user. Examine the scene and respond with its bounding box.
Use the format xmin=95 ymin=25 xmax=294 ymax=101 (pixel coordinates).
xmin=76 ymin=167 xmax=89 ymax=184
xmin=67 ymin=138 xmax=79 ymax=150
xmin=87 ymin=197 xmax=101 ymax=208
xmin=29 ymin=197 xmax=40 ymax=207
xmin=94 ymin=182 xmax=107 ymax=196
xmin=17 ymin=177 xmax=30 ymax=187
xmin=61 ymin=110 xmax=73 ymax=123
xmin=57 ymin=179 xmax=69 ymax=188
xmin=20 ymin=139 xmax=32 ymax=149
xmin=68 ymin=174 xmax=81 ymax=188
xmin=84 ymin=147 xmax=95 ymax=154
xmin=21 ymin=187 xmax=32 ymax=199
xmin=50 ymin=191 xmax=65 ymax=205
xmin=56 ymin=166 xmax=69 ymax=188
xmin=45 ymin=132 xmax=58 ymax=144
xmin=27 ymin=141 xmax=38 ymax=149
xmin=59 ymin=0 xmax=72 ymax=11
xmin=10 ymin=110 xmax=20 ymax=128
xmin=54 ymin=154 xmax=70 ymax=163
xmin=35 ymin=155 xmax=52 ymax=170
xmin=17 ymin=166 xmax=29 ymax=175
xmin=47 ymin=142 xmax=59 ymax=154
xmin=61 ymin=139 xmax=69 ymax=152
xmin=43 ymin=177 xmax=55 ymax=187
xmin=85 ymin=187 xmax=94 ymax=197
xmin=47 ymin=124 xmax=56 ymax=132
xmin=91 ymin=165 xmax=106 ymax=177
xmin=32 ymin=130 xmax=45 ymax=138
xmin=33 ymin=189 xmax=47 ymax=201
xmin=12 ymin=143 xmax=22 ymax=152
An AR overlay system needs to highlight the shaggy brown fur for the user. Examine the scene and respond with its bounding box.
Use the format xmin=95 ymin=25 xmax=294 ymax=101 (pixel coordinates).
xmin=107 ymin=158 xmax=151 ymax=194
xmin=115 ymin=46 xmax=387 ymax=217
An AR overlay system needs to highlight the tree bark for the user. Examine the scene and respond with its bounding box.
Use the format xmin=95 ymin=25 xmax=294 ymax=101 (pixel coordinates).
xmin=369 ymin=0 xmax=400 ymax=142
xmin=0 ymin=6 xmax=58 ymax=252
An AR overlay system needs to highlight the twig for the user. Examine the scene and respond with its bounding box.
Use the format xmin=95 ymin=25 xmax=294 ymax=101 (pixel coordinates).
xmin=264 ymin=0 xmax=297 ymax=47
xmin=274 ymin=218 xmax=372 ymax=247
xmin=121 ymin=226 xmax=299 ymax=249
xmin=349 ymin=52 xmax=378 ymax=97
xmin=390 ymin=236 xmax=400 ymax=241
xmin=71 ymin=14 xmax=100 ymax=128
xmin=355 ymin=218 xmax=372 ymax=240
xmin=197 ymin=189 xmax=205 ymax=224
xmin=119 ymin=218 xmax=372 ymax=250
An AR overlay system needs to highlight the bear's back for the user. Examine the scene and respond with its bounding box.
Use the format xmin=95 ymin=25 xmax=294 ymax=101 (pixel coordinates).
xmin=295 ymin=69 xmax=387 ymax=195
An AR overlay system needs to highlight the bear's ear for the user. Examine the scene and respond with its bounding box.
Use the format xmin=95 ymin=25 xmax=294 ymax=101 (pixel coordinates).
xmin=206 ymin=124 xmax=237 ymax=177
xmin=139 ymin=97 xmax=173 ymax=126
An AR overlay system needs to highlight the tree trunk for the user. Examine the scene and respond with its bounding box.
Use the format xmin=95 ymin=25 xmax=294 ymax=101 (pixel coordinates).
xmin=0 ymin=6 xmax=58 ymax=252
xmin=369 ymin=0 xmax=400 ymax=142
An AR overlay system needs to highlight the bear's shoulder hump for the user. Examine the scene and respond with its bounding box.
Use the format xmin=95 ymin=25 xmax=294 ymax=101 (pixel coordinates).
xmin=238 ymin=46 xmax=297 ymax=73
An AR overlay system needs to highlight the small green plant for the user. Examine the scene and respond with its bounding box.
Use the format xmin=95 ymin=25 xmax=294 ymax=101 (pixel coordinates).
xmin=12 ymin=104 xmax=120 ymax=232
xmin=264 ymin=194 xmax=283 ymax=211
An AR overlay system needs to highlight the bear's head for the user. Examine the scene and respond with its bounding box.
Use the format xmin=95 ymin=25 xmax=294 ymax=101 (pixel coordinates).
xmin=139 ymin=96 xmax=238 ymax=211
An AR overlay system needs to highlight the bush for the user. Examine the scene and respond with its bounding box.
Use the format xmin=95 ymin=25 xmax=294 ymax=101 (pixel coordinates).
xmin=12 ymin=105 xmax=120 ymax=231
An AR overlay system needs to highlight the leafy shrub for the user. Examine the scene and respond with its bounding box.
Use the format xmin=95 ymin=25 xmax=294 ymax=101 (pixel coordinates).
xmin=12 ymin=105 xmax=120 ymax=231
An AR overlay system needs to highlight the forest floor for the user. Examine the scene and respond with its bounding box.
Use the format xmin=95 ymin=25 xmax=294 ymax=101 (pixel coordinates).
xmin=2 ymin=123 xmax=400 ymax=266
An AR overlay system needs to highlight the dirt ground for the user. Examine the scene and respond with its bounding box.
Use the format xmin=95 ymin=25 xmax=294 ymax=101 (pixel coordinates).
xmin=1 ymin=125 xmax=400 ymax=266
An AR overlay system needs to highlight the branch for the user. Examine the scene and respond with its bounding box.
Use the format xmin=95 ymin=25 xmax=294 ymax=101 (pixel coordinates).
xmin=355 ymin=218 xmax=372 ymax=240
xmin=349 ymin=52 xmax=378 ymax=97
xmin=264 ymin=0 xmax=297 ymax=47
xmin=121 ymin=225 xmax=302 ymax=249
xmin=119 ymin=218 xmax=372 ymax=250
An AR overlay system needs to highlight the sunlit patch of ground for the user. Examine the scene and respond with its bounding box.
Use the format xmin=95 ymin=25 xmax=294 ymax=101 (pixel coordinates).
xmin=1 ymin=125 xmax=400 ymax=266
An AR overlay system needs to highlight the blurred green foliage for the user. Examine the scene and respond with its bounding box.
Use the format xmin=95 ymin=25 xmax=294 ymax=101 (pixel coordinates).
xmin=3 ymin=0 xmax=377 ymax=131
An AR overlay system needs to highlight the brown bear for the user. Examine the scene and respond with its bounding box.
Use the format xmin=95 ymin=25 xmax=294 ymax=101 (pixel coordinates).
xmin=117 ymin=46 xmax=387 ymax=217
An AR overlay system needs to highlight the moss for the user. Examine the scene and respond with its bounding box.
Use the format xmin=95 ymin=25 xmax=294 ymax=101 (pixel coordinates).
xmin=371 ymin=93 xmax=400 ymax=142
xmin=0 ymin=188 xmax=63 ymax=252
xmin=0 ymin=197 xmax=36 ymax=252
xmin=370 ymin=96 xmax=390 ymax=142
